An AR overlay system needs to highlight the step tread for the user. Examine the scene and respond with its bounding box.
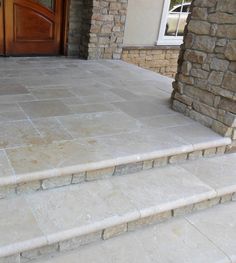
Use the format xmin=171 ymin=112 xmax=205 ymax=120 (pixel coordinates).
xmin=0 ymin=154 xmax=236 ymax=257
xmin=1 ymin=122 xmax=231 ymax=186
xmin=35 ymin=201 xmax=236 ymax=263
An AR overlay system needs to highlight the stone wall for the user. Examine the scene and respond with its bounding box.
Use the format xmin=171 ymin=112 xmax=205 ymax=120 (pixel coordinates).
xmin=171 ymin=0 xmax=236 ymax=150
xmin=122 ymin=46 xmax=179 ymax=78
xmin=78 ymin=0 xmax=128 ymax=59
xmin=68 ymin=0 xmax=83 ymax=56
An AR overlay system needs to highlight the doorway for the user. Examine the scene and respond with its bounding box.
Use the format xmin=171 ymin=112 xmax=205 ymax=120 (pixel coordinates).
xmin=0 ymin=0 xmax=66 ymax=56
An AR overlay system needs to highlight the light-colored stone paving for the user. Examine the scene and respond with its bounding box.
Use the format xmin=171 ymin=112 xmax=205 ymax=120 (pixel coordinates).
xmin=0 ymin=153 xmax=236 ymax=260
xmin=35 ymin=201 xmax=236 ymax=263
xmin=0 ymin=58 xmax=230 ymax=180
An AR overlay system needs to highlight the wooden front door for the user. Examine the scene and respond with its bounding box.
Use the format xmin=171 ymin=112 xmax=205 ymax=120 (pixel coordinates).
xmin=2 ymin=0 xmax=63 ymax=56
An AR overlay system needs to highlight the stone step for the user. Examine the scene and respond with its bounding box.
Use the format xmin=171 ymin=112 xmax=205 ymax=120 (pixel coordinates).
xmin=34 ymin=201 xmax=236 ymax=263
xmin=0 ymin=153 xmax=236 ymax=262
xmin=0 ymin=123 xmax=231 ymax=199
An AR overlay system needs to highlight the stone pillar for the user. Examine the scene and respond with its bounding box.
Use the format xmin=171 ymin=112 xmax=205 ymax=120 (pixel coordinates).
xmin=79 ymin=0 xmax=128 ymax=59
xmin=171 ymin=0 xmax=236 ymax=150
xmin=68 ymin=0 xmax=84 ymax=56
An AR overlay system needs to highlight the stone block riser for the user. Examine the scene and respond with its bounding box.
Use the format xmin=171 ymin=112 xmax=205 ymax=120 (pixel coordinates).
xmin=1 ymin=192 xmax=235 ymax=263
xmin=0 ymin=145 xmax=229 ymax=199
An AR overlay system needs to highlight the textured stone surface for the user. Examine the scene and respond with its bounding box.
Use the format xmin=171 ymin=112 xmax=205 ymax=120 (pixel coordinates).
xmin=79 ymin=0 xmax=128 ymax=59
xmin=122 ymin=47 xmax=179 ymax=78
xmin=187 ymin=202 xmax=236 ymax=262
xmin=102 ymin=223 xmax=127 ymax=240
xmin=172 ymin=0 xmax=236 ymax=146
xmin=1 ymin=153 xmax=236 ymax=260
xmin=35 ymin=209 xmax=235 ymax=263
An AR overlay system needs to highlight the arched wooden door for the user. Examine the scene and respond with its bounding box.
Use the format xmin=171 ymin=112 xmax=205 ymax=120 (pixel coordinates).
xmin=3 ymin=0 xmax=63 ymax=55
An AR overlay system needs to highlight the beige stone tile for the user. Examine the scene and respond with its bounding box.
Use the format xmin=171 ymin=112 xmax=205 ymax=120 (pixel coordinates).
xmin=110 ymin=165 xmax=215 ymax=215
xmin=0 ymin=150 xmax=14 ymax=177
xmin=32 ymin=118 xmax=72 ymax=143
xmin=0 ymin=84 xmax=29 ymax=95
xmin=94 ymin=127 xmax=190 ymax=159
xmin=25 ymin=180 xmax=136 ymax=235
xmin=58 ymin=112 xmax=141 ymax=138
xmin=186 ymin=202 xmax=236 ymax=261
xmin=30 ymin=88 xmax=74 ymax=100
xmin=180 ymin=154 xmax=236 ymax=195
xmin=169 ymin=123 xmax=225 ymax=147
xmin=139 ymin=113 xmax=195 ymax=129
xmin=109 ymin=88 xmax=140 ymax=100
xmin=113 ymin=100 xmax=173 ymax=118
xmin=138 ymin=219 xmax=228 ymax=263
xmin=70 ymin=85 xmax=109 ymax=96
xmin=6 ymin=139 xmax=113 ymax=174
xmin=0 ymin=103 xmax=22 ymax=113
xmin=20 ymin=100 xmax=72 ymax=118
xmin=0 ymin=94 xmax=35 ymax=103
xmin=0 ymin=120 xmax=43 ymax=148
xmin=59 ymin=97 xmax=84 ymax=106
xmin=69 ymin=103 xmax=117 ymax=114
xmin=0 ymin=197 xmax=43 ymax=247
xmin=79 ymin=92 xmax=124 ymax=104
xmin=36 ymin=218 xmax=227 ymax=263
xmin=0 ymin=111 xmax=28 ymax=122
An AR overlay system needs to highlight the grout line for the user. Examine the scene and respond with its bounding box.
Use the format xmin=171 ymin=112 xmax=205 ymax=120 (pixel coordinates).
xmin=2 ymin=149 xmax=16 ymax=177
xmin=185 ymin=216 xmax=233 ymax=263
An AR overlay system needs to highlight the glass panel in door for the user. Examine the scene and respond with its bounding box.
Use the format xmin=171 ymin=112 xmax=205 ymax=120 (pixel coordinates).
xmin=36 ymin=0 xmax=54 ymax=10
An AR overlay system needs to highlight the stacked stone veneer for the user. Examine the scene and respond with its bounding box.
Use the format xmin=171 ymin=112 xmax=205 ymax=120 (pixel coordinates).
xmin=78 ymin=0 xmax=128 ymax=59
xmin=172 ymin=0 xmax=236 ymax=149
xmin=122 ymin=47 xmax=179 ymax=78
xmin=68 ymin=0 xmax=83 ymax=56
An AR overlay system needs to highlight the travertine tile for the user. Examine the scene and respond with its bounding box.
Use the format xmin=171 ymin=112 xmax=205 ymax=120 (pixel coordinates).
xmin=0 ymin=197 xmax=43 ymax=247
xmin=180 ymin=154 xmax=236 ymax=195
xmin=0 ymin=103 xmax=22 ymax=113
xmin=20 ymin=100 xmax=72 ymax=118
xmin=170 ymin=123 xmax=224 ymax=147
xmin=112 ymin=166 xmax=215 ymax=215
xmin=32 ymin=118 xmax=72 ymax=143
xmin=36 ymin=218 xmax=228 ymax=263
xmin=58 ymin=112 xmax=141 ymax=138
xmin=29 ymin=88 xmax=74 ymax=100
xmin=0 ymin=120 xmax=43 ymax=148
xmin=0 ymin=150 xmax=14 ymax=177
xmin=6 ymin=139 xmax=112 ymax=174
xmin=0 ymin=111 xmax=28 ymax=122
xmin=25 ymin=180 xmax=136 ymax=235
xmin=139 ymin=113 xmax=194 ymax=129
xmin=113 ymin=100 xmax=173 ymax=118
xmin=69 ymin=103 xmax=117 ymax=114
xmin=0 ymin=84 xmax=29 ymax=95
xmin=186 ymin=202 xmax=236 ymax=261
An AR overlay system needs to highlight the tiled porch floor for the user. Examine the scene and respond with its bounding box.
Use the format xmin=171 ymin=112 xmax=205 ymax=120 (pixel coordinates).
xmin=0 ymin=58 xmax=228 ymax=178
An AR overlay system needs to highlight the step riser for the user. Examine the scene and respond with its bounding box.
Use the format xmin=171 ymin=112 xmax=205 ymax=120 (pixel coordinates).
xmin=1 ymin=192 xmax=235 ymax=263
xmin=0 ymin=145 xmax=227 ymax=199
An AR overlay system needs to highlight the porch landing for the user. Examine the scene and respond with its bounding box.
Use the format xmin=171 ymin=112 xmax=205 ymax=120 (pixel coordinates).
xmin=0 ymin=58 xmax=231 ymax=193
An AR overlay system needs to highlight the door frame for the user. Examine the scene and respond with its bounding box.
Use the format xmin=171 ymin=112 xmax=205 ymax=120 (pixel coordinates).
xmin=62 ymin=0 xmax=71 ymax=56
xmin=0 ymin=0 xmax=5 ymax=54
xmin=0 ymin=0 xmax=71 ymax=56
